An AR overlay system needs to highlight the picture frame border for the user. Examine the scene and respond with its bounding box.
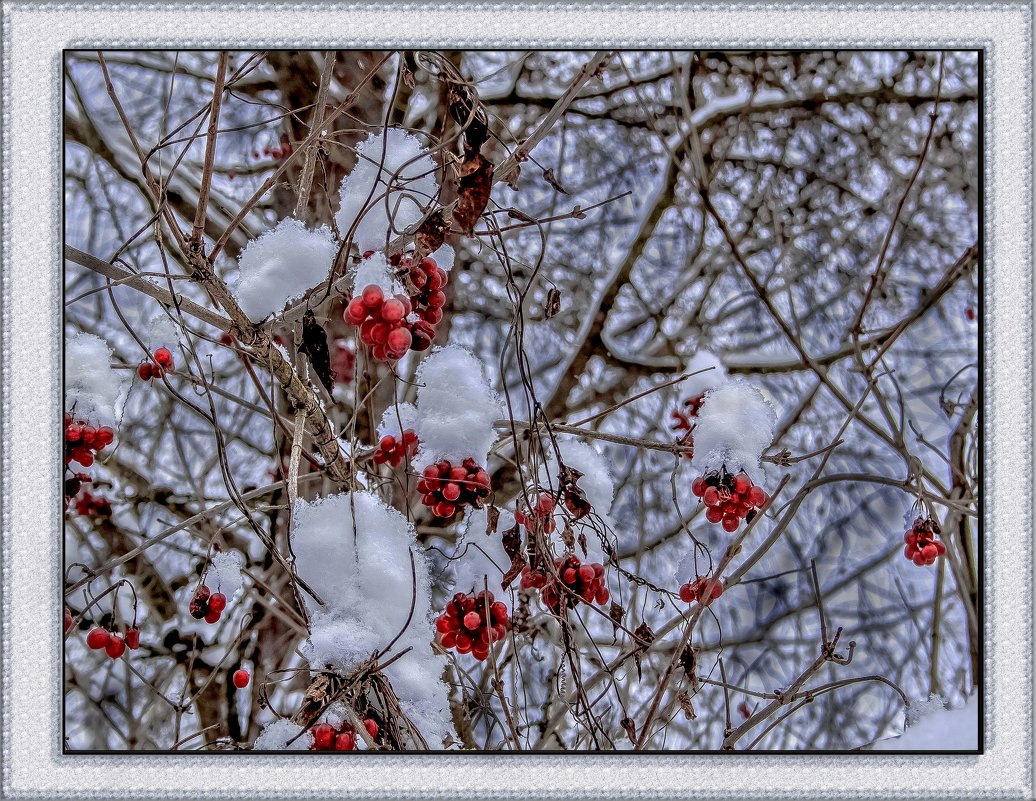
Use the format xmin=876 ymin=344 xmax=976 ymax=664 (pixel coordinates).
xmin=2 ymin=1 xmax=1030 ymax=798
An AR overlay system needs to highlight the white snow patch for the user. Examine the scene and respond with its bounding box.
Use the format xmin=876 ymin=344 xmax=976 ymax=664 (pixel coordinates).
xmin=335 ymin=129 xmax=439 ymax=253
xmin=682 ymin=350 xmax=727 ymax=398
xmin=350 ymin=251 xmax=403 ymax=300
xmin=291 ymin=492 xmax=455 ymax=747
xmin=65 ymin=332 xmax=127 ymax=427
xmin=539 ymin=438 xmax=615 ymax=517
xmin=413 ymin=345 xmax=503 ymax=470
xmin=872 ymin=694 xmax=978 ymax=751
xmin=691 ymin=379 xmax=777 ymax=473
xmin=429 ymin=243 xmax=456 ymax=273
xmin=450 ymin=506 xmax=515 ymax=594
xmin=145 ymin=314 xmax=180 ymax=349
xmin=233 ymin=217 xmax=338 ymax=323
xmin=209 ymin=550 xmax=244 ymax=601
xmin=376 ymin=402 xmax=419 ymax=440
xmin=253 ymin=719 xmax=312 ymax=751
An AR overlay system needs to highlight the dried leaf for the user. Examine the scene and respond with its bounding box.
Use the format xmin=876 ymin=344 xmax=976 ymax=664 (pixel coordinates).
xmin=544 ymin=287 xmax=561 ymax=319
xmin=447 ymin=84 xmax=490 ymax=156
xmin=678 ymin=691 xmax=696 ymax=721
xmin=608 ymin=601 xmax=625 ymax=638
xmin=559 ymin=464 xmax=591 ymax=520
xmin=542 ymin=167 xmax=570 ymax=195
xmin=453 ymin=154 xmax=493 ymax=235
xmin=576 ymin=529 xmax=588 ymax=558
xmin=415 ymin=209 xmax=449 ymax=257
xmin=498 ymin=161 xmax=521 ymax=190
xmin=500 ymin=524 xmax=526 ymax=590
xmin=486 ymin=506 xmax=500 ymax=535
xmin=679 ymin=644 xmax=697 ymax=677
xmin=632 ymin=622 xmax=655 ymax=681
xmin=298 ymin=310 xmax=334 ymax=394
xmin=621 ymin=716 xmax=637 ymax=744
xmin=560 ymin=521 xmax=575 ymax=551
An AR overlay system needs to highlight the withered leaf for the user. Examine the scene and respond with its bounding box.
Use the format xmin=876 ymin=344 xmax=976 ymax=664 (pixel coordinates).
xmin=415 ymin=209 xmax=449 ymax=257
xmin=577 ymin=529 xmax=588 ymax=557
xmin=453 ymin=153 xmax=493 ymax=236
xmin=544 ymin=287 xmax=562 ymax=319
xmin=621 ymin=716 xmax=637 ymax=744
xmin=500 ymin=523 xmax=526 ymax=590
xmin=608 ymin=601 xmax=625 ymax=638
xmin=507 ymin=208 xmax=536 ymax=223
xmin=632 ymin=622 xmax=655 ymax=681
xmin=678 ymin=691 xmax=696 ymax=721
xmin=559 ymin=464 xmax=592 ymax=520
xmin=486 ymin=505 xmax=500 ymax=535
xmin=560 ymin=521 xmax=575 ymax=551
xmin=679 ymin=644 xmax=697 ymax=677
xmin=542 ymin=167 xmax=570 ymax=195
xmin=498 ymin=161 xmax=521 ymax=190
xmin=447 ymin=84 xmax=490 ymax=156
xmin=298 ymin=310 xmax=334 ymax=394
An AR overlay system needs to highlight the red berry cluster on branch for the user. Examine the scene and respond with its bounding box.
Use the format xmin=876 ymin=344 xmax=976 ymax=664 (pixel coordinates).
xmin=678 ymin=575 xmax=723 ymax=605
xmin=373 ymin=430 xmax=418 ymax=467
xmin=74 ymin=490 xmax=112 ymax=519
xmin=343 ymin=255 xmax=448 ymax=362
xmin=417 ymin=459 xmax=490 ymax=521
xmin=137 ymin=346 xmax=175 ymax=381
xmin=435 ymin=591 xmax=509 ymax=661
xmin=86 ymin=625 xmax=141 ymax=659
xmin=903 ymin=516 xmax=946 ymax=566
xmin=64 ymin=414 xmax=114 ymax=468
xmin=310 ymin=718 xmax=378 ymax=751
xmin=691 ymin=468 xmax=768 ymax=532
xmin=188 ymin=584 xmax=228 ymax=624
xmin=521 ymin=555 xmax=609 ymax=613
xmin=514 ymin=492 xmax=557 ymax=533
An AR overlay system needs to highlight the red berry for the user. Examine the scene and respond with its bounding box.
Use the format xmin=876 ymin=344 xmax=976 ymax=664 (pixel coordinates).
xmin=137 ymin=362 xmax=153 ymax=381
xmin=361 ymin=285 xmax=384 ymax=308
xmin=679 ymin=583 xmax=694 ymax=603
xmin=721 ymin=515 xmax=740 ymax=533
xmin=733 ymin=473 xmax=752 ymax=495
xmin=86 ymin=627 xmax=110 ymax=650
xmin=386 ymin=327 xmax=412 ymax=355
xmin=64 ymin=607 xmax=73 ymax=632
xmin=705 ymin=506 xmax=723 ymax=523
xmin=463 ymin=611 xmax=481 ymax=631
xmin=312 ymin=723 xmax=335 ymax=750
xmin=691 ymin=477 xmax=706 ymax=497
xmin=747 ymin=486 xmax=767 ymax=507
xmin=433 ymin=501 xmax=455 ymax=519
xmin=209 ymin=592 xmax=227 ymax=613
xmin=703 ymin=487 xmax=719 ymax=506
xmin=381 ymin=298 xmax=405 ymax=323
xmin=232 ymin=669 xmax=250 ymax=688
xmin=204 ymin=609 xmax=221 ymax=624
xmin=578 ymin=564 xmax=595 ymax=584
xmin=490 ymin=601 xmax=508 ymax=625
xmin=154 ymin=347 xmax=174 ymax=368
xmin=363 ymin=718 xmax=379 ymax=739
xmin=335 ymin=731 xmax=356 ymax=751
xmin=125 ymin=627 xmax=140 ymax=649
xmin=105 ymin=634 xmax=126 ymax=659
xmin=345 ymin=298 xmax=367 ymax=325
xmin=442 ymin=483 xmax=461 ymax=502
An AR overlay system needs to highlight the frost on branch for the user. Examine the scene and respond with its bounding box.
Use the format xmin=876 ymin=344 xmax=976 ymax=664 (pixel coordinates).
xmin=335 ymin=128 xmax=439 ymax=253
xmin=291 ymin=492 xmax=455 ymax=746
xmin=690 ymin=379 xmax=777 ymax=474
xmin=65 ymin=332 xmax=127 ymax=428
xmin=413 ymin=345 xmax=503 ymax=470
xmin=232 ymin=217 xmax=337 ymax=323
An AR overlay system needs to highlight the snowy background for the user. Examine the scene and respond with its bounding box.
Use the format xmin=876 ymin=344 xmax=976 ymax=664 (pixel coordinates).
xmin=62 ymin=50 xmax=979 ymax=752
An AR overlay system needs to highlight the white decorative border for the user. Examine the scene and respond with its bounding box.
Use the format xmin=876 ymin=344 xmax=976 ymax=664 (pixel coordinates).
xmin=2 ymin=2 xmax=1030 ymax=799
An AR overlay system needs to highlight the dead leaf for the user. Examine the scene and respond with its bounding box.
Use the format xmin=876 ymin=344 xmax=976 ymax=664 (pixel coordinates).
xmin=678 ymin=691 xmax=696 ymax=721
xmin=544 ymin=287 xmax=561 ymax=319
xmin=632 ymin=622 xmax=655 ymax=681
xmin=298 ymin=310 xmax=334 ymax=394
xmin=486 ymin=506 xmax=500 ymax=535
xmin=415 ymin=209 xmax=449 ymax=257
xmin=621 ymin=716 xmax=637 ymax=744
xmin=454 ymin=153 xmax=493 ymax=235
xmin=559 ymin=464 xmax=591 ymax=520
xmin=542 ymin=167 xmax=570 ymax=195
xmin=608 ymin=601 xmax=624 ymax=638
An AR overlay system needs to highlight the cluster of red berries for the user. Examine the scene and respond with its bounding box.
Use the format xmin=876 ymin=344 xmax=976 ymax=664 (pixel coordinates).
xmin=310 ymin=718 xmax=378 ymax=751
xmin=373 ymin=430 xmax=419 ymax=468
xmin=137 ymin=347 xmax=175 ymax=381
xmin=64 ymin=414 xmax=114 ymax=468
xmin=73 ymin=489 xmax=112 ymax=519
xmin=252 ymin=137 xmax=292 ymax=162
xmin=521 ymin=555 xmax=609 ymax=613
xmin=691 ymin=469 xmax=769 ymax=532
xmin=188 ymin=584 xmax=228 ymax=624
xmin=417 ymin=459 xmax=491 ymax=520
xmin=64 ymin=470 xmax=94 ymax=511
xmin=343 ymin=255 xmax=448 ymax=363
xmin=435 ymin=591 xmax=509 ymax=661
xmin=514 ymin=492 xmax=557 ymax=533
xmin=903 ymin=516 xmax=947 ymax=566
xmin=678 ymin=575 xmax=723 ymax=605
xmin=86 ymin=626 xmax=141 ymax=659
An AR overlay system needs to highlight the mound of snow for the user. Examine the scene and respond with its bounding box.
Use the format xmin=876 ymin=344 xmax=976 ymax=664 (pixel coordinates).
xmin=450 ymin=506 xmax=516 ymax=595
xmin=233 ymin=217 xmax=338 ymax=323
xmin=413 ymin=345 xmax=503 ymax=470
xmin=253 ymin=719 xmax=312 ymax=751
xmin=291 ymin=492 xmax=455 ymax=747
xmin=349 ymin=251 xmax=403 ymax=301
xmin=335 ymin=129 xmax=439 ymax=253
xmin=65 ymin=332 xmax=127 ymax=427
xmin=691 ymin=379 xmax=776 ymax=473
xmin=376 ymin=402 xmax=419 ymax=439
xmin=682 ymin=350 xmax=727 ymax=398
xmin=209 ymin=549 xmax=244 ymax=601
xmin=872 ymin=694 xmax=978 ymax=751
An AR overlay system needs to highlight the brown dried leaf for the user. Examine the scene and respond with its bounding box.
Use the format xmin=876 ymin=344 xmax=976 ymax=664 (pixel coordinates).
xmin=542 ymin=167 xmax=569 ymax=195
xmin=559 ymin=464 xmax=591 ymax=520
xmin=632 ymin=622 xmax=655 ymax=681
xmin=678 ymin=691 xmax=696 ymax=721
xmin=560 ymin=521 xmax=575 ymax=551
xmin=486 ymin=506 xmax=500 ymax=535
xmin=415 ymin=210 xmax=449 ymax=257
xmin=679 ymin=644 xmax=697 ymax=678
xmin=608 ymin=601 xmax=625 ymax=638
xmin=544 ymin=287 xmax=561 ymax=319
xmin=453 ymin=154 xmax=493 ymax=235
xmin=621 ymin=716 xmax=638 ymax=744
xmin=298 ymin=310 xmax=334 ymax=394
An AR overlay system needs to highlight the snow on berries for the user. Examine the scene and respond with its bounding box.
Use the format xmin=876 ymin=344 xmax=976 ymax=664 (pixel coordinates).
xmin=435 ymin=590 xmax=510 ymax=661
xmin=671 ymin=351 xmax=728 ymax=456
xmin=233 ymin=217 xmax=338 ymax=323
xmin=137 ymin=346 xmax=175 ymax=382
xmin=418 ymin=459 xmax=491 ymax=520
xmin=678 ymin=575 xmax=723 ymax=605
xmin=521 ymin=554 xmax=609 ymax=613
xmin=335 ymin=128 xmax=439 ymax=253
xmin=65 ymin=332 xmax=127 ymax=429
xmin=903 ymin=516 xmax=947 ymax=566
xmin=73 ymin=489 xmax=112 ymax=518
xmin=291 ymin=492 xmax=455 ymax=747
xmin=690 ymin=379 xmax=776 ymax=474
xmin=308 ymin=716 xmax=377 ymax=751
xmin=692 ymin=467 xmax=769 ymax=532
